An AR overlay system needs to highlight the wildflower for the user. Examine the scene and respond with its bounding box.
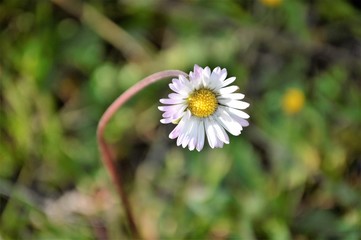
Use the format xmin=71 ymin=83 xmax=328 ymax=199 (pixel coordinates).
xmin=282 ymin=88 xmax=305 ymax=115
xmin=159 ymin=65 xmax=250 ymax=151
xmin=260 ymin=0 xmax=282 ymax=7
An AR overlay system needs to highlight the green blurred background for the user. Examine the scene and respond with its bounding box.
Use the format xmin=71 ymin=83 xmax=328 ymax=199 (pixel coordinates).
xmin=1 ymin=0 xmax=360 ymax=239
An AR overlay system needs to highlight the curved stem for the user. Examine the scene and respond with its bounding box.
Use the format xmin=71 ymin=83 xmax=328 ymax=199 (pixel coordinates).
xmin=97 ymin=70 xmax=187 ymax=239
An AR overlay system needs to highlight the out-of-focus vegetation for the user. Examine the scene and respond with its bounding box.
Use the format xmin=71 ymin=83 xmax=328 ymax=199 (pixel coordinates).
xmin=1 ymin=0 xmax=360 ymax=239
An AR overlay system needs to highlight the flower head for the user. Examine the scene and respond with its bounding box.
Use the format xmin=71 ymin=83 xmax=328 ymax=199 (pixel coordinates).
xmin=260 ymin=0 xmax=282 ymax=7
xmin=159 ymin=65 xmax=250 ymax=151
xmin=282 ymin=88 xmax=305 ymax=115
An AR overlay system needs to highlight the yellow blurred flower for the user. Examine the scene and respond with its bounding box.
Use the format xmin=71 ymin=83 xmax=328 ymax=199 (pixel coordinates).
xmin=282 ymin=88 xmax=305 ymax=115
xmin=260 ymin=0 xmax=283 ymax=7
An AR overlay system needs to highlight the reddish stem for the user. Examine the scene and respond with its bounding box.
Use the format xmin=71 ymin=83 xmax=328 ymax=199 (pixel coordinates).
xmin=96 ymin=70 xmax=187 ymax=239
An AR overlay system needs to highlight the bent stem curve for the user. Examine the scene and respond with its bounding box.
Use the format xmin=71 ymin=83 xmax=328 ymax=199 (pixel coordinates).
xmin=97 ymin=70 xmax=187 ymax=239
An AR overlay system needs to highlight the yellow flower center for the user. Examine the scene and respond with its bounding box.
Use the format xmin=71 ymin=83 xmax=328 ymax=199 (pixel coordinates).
xmin=187 ymin=88 xmax=218 ymax=118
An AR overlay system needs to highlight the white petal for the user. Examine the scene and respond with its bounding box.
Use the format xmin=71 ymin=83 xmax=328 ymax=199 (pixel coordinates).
xmin=209 ymin=68 xmax=229 ymax=91
xmin=203 ymin=67 xmax=211 ymax=78
xmin=221 ymin=77 xmax=236 ymax=87
xmin=209 ymin=67 xmax=221 ymax=86
xmin=219 ymin=68 xmax=227 ymax=81
xmin=218 ymin=99 xmax=250 ymax=110
xmin=188 ymin=137 xmax=196 ymax=151
xmin=214 ymin=107 xmax=243 ymax=136
xmin=201 ymin=67 xmax=211 ymax=86
xmin=196 ymin=119 xmax=205 ymax=151
xmin=224 ymin=108 xmax=250 ymax=126
xmin=187 ymin=117 xmax=199 ymax=151
xmin=176 ymin=133 xmax=184 ymax=146
xmin=225 ymin=107 xmax=250 ymax=119
xmin=210 ymin=116 xmax=229 ymax=144
xmin=218 ymin=85 xmax=239 ymax=94
xmin=205 ymin=118 xmax=217 ymax=148
xmin=229 ymin=114 xmax=250 ymax=127
xmin=218 ymin=93 xmax=245 ymax=100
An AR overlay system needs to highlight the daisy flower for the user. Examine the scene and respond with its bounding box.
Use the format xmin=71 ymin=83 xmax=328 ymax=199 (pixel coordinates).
xmin=159 ymin=65 xmax=250 ymax=151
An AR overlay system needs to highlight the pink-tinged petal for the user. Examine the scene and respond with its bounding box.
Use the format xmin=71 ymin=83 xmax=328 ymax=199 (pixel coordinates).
xmin=171 ymin=78 xmax=181 ymax=88
xmin=160 ymin=98 xmax=185 ymax=105
xmin=162 ymin=108 xmax=185 ymax=121
xmin=169 ymin=105 xmax=187 ymax=118
xmin=160 ymin=118 xmax=174 ymax=124
xmin=161 ymin=112 xmax=169 ymax=118
xmin=194 ymin=64 xmax=203 ymax=77
xmin=158 ymin=105 xmax=170 ymax=112
xmin=177 ymin=75 xmax=193 ymax=92
xmin=168 ymin=93 xmax=184 ymax=100
xmin=169 ymin=83 xmax=178 ymax=93
xmin=218 ymin=99 xmax=250 ymax=110
xmin=169 ymin=82 xmax=188 ymax=96
xmin=218 ymin=85 xmax=239 ymax=94
xmin=158 ymin=104 xmax=184 ymax=112
xmin=170 ymin=111 xmax=185 ymax=122
xmin=169 ymin=122 xmax=183 ymax=139
xmin=169 ymin=110 xmax=190 ymax=139
xmin=214 ymin=138 xmax=224 ymax=148
xmin=189 ymin=65 xmax=203 ymax=89
xmin=189 ymin=71 xmax=194 ymax=79
xmin=239 ymin=119 xmax=249 ymax=127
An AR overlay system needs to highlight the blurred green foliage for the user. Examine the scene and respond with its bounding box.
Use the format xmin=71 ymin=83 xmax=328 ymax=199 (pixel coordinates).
xmin=1 ymin=0 xmax=360 ymax=239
